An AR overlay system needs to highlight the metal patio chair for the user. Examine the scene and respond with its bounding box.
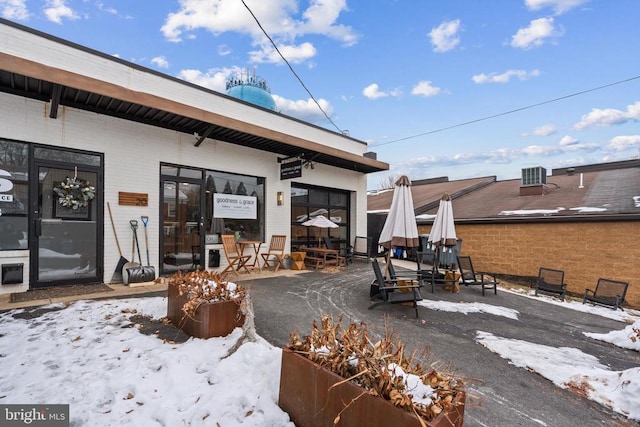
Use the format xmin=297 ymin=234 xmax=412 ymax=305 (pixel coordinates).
xmin=457 ymin=255 xmax=498 ymax=296
xmin=535 ymin=267 xmax=566 ymax=301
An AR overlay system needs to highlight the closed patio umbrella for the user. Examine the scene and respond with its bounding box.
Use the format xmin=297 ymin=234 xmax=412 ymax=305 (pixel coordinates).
xmin=428 ymin=193 xmax=457 ymax=269
xmin=378 ymin=176 xmax=419 ymax=265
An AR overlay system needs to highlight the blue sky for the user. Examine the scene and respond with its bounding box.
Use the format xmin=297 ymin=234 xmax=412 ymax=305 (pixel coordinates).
xmin=2 ymin=0 xmax=640 ymax=190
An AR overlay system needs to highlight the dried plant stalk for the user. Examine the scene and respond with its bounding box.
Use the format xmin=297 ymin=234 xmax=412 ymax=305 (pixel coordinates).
xmin=168 ymin=270 xmax=247 ymax=318
xmin=286 ymin=315 xmax=464 ymax=423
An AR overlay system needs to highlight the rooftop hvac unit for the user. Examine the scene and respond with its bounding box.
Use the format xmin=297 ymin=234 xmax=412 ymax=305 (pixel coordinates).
xmin=521 ymin=167 xmax=547 ymax=186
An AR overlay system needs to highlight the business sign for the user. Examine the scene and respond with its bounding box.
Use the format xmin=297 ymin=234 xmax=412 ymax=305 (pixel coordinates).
xmin=280 ymin=159 xmax=302 ymax=180
xmin=0 ymin=169 xmax=14 ymax=202
xmin=213 ymin=193 xmax=257 ymax=219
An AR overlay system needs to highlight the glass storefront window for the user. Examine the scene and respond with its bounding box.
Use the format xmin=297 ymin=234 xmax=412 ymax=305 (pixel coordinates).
xmin=0 ymin=139 xmax=28 ymax=250
xmin=290 ymin=184 xmax=350 ymax=250
xmin=204 ymin=170 xmax=265 ymax=242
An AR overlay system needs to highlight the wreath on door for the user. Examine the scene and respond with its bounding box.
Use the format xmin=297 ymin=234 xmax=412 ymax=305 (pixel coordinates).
xmin=53 ymin=175 xmax=96 ymax=209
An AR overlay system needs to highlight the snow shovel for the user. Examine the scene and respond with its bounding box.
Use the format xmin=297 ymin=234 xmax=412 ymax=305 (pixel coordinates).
xmin=122 ymin=222 xmax=140 ymax=285
xmin=141 ymin=216 xmax=152 ymax=268
xmin=107 ymin=202 xmax=128 ymax=283
xmin=126 ymin=219 xmax=156 ymax=283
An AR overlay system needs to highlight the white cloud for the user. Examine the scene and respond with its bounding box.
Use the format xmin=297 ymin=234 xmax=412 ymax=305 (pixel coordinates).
xmin=524 ymin=0 xmax=590 ymax=15
xmin=161 ymin=0 xmax=357 ymax=65
xmin=511 ymin=17 xmax=559 ymax=49
xmin=273 ymin=94 xmax=333 ymax=123
xmin=522 ymin=124 xmax=557 ymax=137
xmin=249 ymin=42 xmax=317 ymax=64
xmin=362 ymin=83 xmax=401 ymax=100
xmin=559 ymin=135 xmax=578 ymax=146
xmin=473 ymin=69 xmax=540 ymax=84
xmin=411 ymin=81 xmax=441 ymax=97
xmin=176 ymin=66 xmax=334 ymax=124
xmin=606 ymin=135 xmax=640 ymax=151
xmin=151 ymin=56 xmax=169 ymax=69
xmin=177 ymin=67 xmax=236 ymax=92
xmin=429 ymin=19 xmax=461 ymax=53
xmin=44 ymin=0 xmax=79 ymax=24
xmin=217 ymin=44 xmax=232 ymax=56
xmin=521 ymin=144 xmax=563 ymax=156
xmin=95 ymin=1 xmax=117 ymax=15
xmin=573 ymin=101 xmax=640 ymax=130
xmin=1 ymin=0 xmax=29 ymax=20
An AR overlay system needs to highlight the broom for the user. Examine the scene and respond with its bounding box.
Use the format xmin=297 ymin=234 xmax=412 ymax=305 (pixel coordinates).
xmin=107 ymin=202 xmax=129 ymax=283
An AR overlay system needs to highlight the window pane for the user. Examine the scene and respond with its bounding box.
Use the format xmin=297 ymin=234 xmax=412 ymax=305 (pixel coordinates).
xmin=291 ymin=187 xmax=308 ymax=204
xmin=161 ymin=165 xmax=178 ymax=176
xmin=180 ymin=168 xmax=202 ymax=179
xmin=308 ymin=188 xmax=328 ymax=205
xmin=204 ymin=170 xmax=265 ymax=242
xmin=329 ymin=208 xmax=347 ymax=225
xmin=34 ymin=147 xmax=101 ymax=166
xmin=292 ymin=206 xmax=308 ymax=223
xmin=330 ymin=192 xmax=347 ymax=207
xmin=0 ymin=140 xmax=28 ymax=250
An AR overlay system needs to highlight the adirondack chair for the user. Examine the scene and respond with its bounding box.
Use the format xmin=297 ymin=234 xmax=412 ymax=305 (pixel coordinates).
xmin=535 ymin=267 xmax=566 ymax=301
xmin=369 ymin=258 xmax=423 ymax=318
xmin=583 ymin=278 xmax=628 ymax=310
xmin=457 ymin=255 xmax=498 ymax=296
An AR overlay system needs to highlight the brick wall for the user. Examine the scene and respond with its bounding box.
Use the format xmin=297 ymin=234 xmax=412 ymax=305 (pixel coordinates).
xmin=418 ymin=221 xmax=640 ymax=308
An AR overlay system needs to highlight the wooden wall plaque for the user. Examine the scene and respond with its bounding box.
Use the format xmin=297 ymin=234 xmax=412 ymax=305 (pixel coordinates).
xmin=118 ymin=192 xmax=148 ymax=206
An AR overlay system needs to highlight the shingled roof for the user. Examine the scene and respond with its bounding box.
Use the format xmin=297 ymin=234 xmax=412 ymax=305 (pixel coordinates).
xmin=368 ymin=160 xmax=640 ymax=224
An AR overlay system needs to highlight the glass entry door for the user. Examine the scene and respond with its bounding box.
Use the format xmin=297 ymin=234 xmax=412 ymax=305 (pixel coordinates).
xmin=161 ymin=180 xmax=202 ymax=274
xmin=32 ymin=165 xmax=100 ymax=286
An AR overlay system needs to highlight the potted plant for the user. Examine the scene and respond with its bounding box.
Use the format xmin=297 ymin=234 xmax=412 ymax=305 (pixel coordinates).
xmin=279 ymin=316 xmax=465 ymax=427
xmin=166 ymin=270 xmax=247 ymax=339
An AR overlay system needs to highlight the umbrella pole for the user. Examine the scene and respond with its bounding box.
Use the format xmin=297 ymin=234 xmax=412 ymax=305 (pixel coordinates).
xmin=384 ymin=247 xmax=392 ymax=278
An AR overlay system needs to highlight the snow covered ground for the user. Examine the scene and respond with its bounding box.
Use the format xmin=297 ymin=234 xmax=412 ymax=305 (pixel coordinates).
xmin=419 ymin=290 xmax=640 ymax=420
xmin=0 ymin=290 xmax=638 ymax=425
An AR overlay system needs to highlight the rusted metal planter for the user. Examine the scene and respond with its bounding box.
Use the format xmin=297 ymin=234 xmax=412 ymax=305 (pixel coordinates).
xmin=278 ymin=349 xmax=465 ymax=427
xmin=167 ymin=284 xmax=245 ymax=339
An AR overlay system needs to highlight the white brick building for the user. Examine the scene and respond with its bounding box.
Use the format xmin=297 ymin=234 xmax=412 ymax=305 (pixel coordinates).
xmin=0 ymin=19 xmax=387 ymax=292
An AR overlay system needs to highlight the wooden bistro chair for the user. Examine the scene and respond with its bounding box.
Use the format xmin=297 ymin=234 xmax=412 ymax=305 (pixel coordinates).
xmin=457 ymin=255 xmax=498 ymax=296
xmin=221 ymin=234 xmax=251 ymax=277
xmin=369 ymin=258 xmax=423 ymax=318
xmin=535 ymin=267 xmax=566 ymax=301
xmin=261 ymin=235 xmax=287 ymax=271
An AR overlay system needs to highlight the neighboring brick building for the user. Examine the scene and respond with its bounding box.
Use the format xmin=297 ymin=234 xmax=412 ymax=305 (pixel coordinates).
xmin=368 ymin=161 xmax=640 ymax=308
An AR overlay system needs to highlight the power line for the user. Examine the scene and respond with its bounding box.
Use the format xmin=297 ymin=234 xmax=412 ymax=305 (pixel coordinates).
xmin=240 ymin=0 xmax=343 ymax=134
xmin=370 ymin=74 xmax=640 ymax=148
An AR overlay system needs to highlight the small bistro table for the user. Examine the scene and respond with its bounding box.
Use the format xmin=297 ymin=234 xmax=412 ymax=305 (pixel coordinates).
xmin=236 ymin=240 xmax=263 ymax=272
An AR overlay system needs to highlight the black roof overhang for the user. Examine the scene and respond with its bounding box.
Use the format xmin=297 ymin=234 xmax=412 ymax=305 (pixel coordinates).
xmin=0 ymin=67 xmax=387 ymax=174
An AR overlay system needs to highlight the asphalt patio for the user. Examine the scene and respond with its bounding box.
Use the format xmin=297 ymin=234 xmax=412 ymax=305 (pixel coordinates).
xmin=1 ymin=259 xmax=638 ymax=426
